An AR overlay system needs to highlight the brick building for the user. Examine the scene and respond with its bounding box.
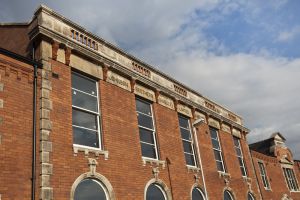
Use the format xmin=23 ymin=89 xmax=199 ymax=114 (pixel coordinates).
xmin=0 ymin=5 xmax=299 ymax=200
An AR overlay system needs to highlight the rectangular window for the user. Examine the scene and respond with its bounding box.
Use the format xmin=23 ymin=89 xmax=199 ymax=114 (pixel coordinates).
xmin=283 ymin=168 xmax=299 ymax=191
xmin=178 ymin=115 xmax=197 ymax=166
xmin=258 ymin=162 xmax=270 ymax=189
xmin=71 ymin=72 xmax=101 ymax=149
xmin=233 ymin=137 xmax=247 ymax=176
xmin=136 ymin=98 xmax=158 ymax=159
xmin=209 ymin=127 xmax=225 ymax=172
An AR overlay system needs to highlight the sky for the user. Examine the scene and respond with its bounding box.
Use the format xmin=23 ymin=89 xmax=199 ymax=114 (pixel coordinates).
xmin=1 ymin=0 xmax=300 ymax=159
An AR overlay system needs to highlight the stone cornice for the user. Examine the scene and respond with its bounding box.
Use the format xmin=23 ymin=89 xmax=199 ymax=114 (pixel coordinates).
xmin=30 ymin=5 xmax=249 ymax=132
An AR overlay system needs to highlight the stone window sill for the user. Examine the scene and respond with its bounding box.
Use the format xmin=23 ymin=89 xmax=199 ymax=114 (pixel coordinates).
xmin=218 ymin=171 xmax=231 ymax=179
xmin=73 ymin=145 xmax=109 ymax=159
xmin=186 ymin=165 xmax=201 ymax=173
xmin=142 ymin=157 xmax=166 ymax=168
xmin=242 ymin=176 xmax=252 ymax=182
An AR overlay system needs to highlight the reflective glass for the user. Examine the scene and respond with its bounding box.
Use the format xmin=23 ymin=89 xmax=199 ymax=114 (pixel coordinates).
xmin=233 ymin=137 xmax=239 ymax=147
xmin=216 ymin=160 xmax=224 ymax=172
xmin=180 ymin=128 xmax=191 ymax=140
xmin=73 ymin=127 xmax=99 ymax=148
xmin=72 ymin=109 xmax=97 ymax=130
xmin=179 ymin=116 xmax=189 ymax=129
xmin=74 ymin=179 xmax=106 ymax=200
xmin=192 ymin=188 xmax=205 ymax=200
xmin=224 ymin=190 xmax=233 ymax=200
xmin=183 ymin=141 xmax=193 ymax=153
xmin=141 ymin=143 xmax=156 ymax=159
xmin=248 ymin=193 xmax=255 ymax=200
xmin=139 ymin=128 xmax=154 ymax=144
xmin=214 ymin=150 xmax=222 ymax=161
xmin=211 ymin=139 xmax=220 ymax=150
xmin=185 ymin=153 xmax=195 ymax=166
xmin=210 ymin=128 xmax=218 ymax=139
xmin=136 ymin=99 xmax=151 ymax=115
xmin=137 ymin=113 xmax=153 ymax=129
xmin=146 ymin=184 xmax=166 ymax=200
xmin=72 ymin=73 xmax=97 ymax=96
xmin=72 ymin=89 xmax=98 ymax=112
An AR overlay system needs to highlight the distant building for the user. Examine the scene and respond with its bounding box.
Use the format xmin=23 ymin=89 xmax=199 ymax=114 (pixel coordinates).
xmin=0 ymin=5 xmax=299 ymax=200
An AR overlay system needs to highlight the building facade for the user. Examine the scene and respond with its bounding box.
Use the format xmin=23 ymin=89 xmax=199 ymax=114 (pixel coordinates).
xmin=0 ymin=5 xmax=299 ymax=200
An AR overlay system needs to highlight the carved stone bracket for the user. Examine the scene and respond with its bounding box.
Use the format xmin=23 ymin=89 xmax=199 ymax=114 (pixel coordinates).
xmin=152 ymin=167 xmax=160 ymax=181
xmin=65 ymin=47 xmax=72 ymax=66
xmin=218 ymin=172 xmax=231 ymax=186
xmin=73 ymin=145 xmax=109 ymax=160
xmin=102 ymin=63 xmax=110 ymax=81
xmin=52 ymin=41 xmax=60 ymax=60
xmin=130 ymin=78 xmax=136 ymax=93
xmin=142 ymin=158 xmax=166 ymax=169
xmin=88 ymin=158 xmax=98 ymax=176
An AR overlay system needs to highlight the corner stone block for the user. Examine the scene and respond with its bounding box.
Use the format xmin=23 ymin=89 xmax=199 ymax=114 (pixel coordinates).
xmin=40 ymin=175 xmax=51 ymax=187
xmin=41 ymin=89 xmax=50 ymax=99
xmin=42 ymin=79 xmax=52 ymax=90
xmin=40 ymin=152 xmax=50 ymax=163
xmin=40 ymin=119 xmax=52 ymax=130
xmin=40 ymin=98 xmax=52 ymax=110
xmin=40 ymin=141 xmax=52 ymax=152
xmin=41 ymin=60 xmax=52 ymax=71
xmin=41 ymin=163 xmax=53 ymax=175
xmin=0 ymin=83 xmax=4 ymax=91
xmin=0 ymin=99 xmax=3 ymax=108
xmin=41 ymin=130 xmax=50 ymax=141
xmin=40 ymin=187 xmax=53 ymax=200
xmin=40 ymin=108 xmax=50 ymax=119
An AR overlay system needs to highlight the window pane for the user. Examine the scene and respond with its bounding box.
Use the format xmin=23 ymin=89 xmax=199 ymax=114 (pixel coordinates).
xmin=210 ymin=128 xmax=218 ymax=139
xmin=137 ymin=113 xmax=153 ymax=129
xmin=235 ymin=147 xmax=242 ymax=156
xmin=213 ymin=150 xmax=222 ymax=161
xmin=183 ymin=141 xmax=193 ymax=153
xmin=146 ymin=184 xmax=165 ymax=200
xmin=224 ymin=191 xmax=233 ymax=200
xmin=233 ymin=137 xmax=239 ymax=147
xmin=136 ymin=99 xmax=151 ymax=115
xmin=72 ymin=73 xmax=97 ymax=96
xmin=192 ymin=188 xmax=205 ymax=200
xmin=74 ymin=179 xmax=106 ymax=200
xmin=248 ymin=193 xmax=255 ymax=200
xmin=185 ymin=153 xmax=195 ymax=166
xmin=238 ymin=157 xmax=243 ymax=167
xmin=211 ymin=139 xmax=220 ymax=150
xmin=139 ymin=128 xmax=154 ymax=144
xmin=180 ymin=128 xmax=191 ymax=140
xmin=72 ymin=109 xmax=97 ymax=130
xmin=241 ymin=166 xmax=247 ymax=176
xmin=216 ymin=161 xmax=224 ymax=172
xmin=72 ymin=89 xmax=98 ymax=112
xmin=141 ymin=143 xmax=157 ymax=159
xmin=73 ymin=126 xmax=99 ymax=148
xmin=179 ymin=116 xmax=189 ymax=129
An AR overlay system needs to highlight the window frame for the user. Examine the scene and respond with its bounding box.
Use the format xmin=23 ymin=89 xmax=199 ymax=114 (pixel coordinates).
xmin=257 ymin=161 xmax=271 ymax=190
xmin=191 ymin=187 xmax=206 ymax=200
xmin=71 ymin=71 xmax=102 ymax=150
xmin=146 ymin=183 xmax=167 ymax=200
xmin=209 ymin=127 xmax=226 ymax=172
xmin=74 ymin=178 xmax=109 ymax=200
xmin=233 ymin=136 xmax=247 ymax=177
xmin=283 ymin=167 xmax=299 ymax=191
xmin=178 ymin=114 xmax=197 ymax=167
xmin=247 ymin=192 xmax=255 ymax=200
xmin=224 ymin=190 xmax=234 ymax=200
xmin=135 ymin=97 xmax=159 ymax=160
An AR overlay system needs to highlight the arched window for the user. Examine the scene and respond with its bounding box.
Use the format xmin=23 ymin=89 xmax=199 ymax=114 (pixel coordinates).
xmin=146 ymin=183 xmax=166 ymax=200
xmin=74 ymin=178 xmax=108 ymax=200
xmin=247 ymin=192 xmax=255 ymax=200
xmin=224 ymin=190 xmax=234 ymax=200
xmin=192 ymin=187 xmax=206 ymax=200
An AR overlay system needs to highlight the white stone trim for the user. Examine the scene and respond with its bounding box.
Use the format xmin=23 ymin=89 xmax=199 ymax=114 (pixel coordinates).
xmin=144 ymin=178 xmax=172 ymax=200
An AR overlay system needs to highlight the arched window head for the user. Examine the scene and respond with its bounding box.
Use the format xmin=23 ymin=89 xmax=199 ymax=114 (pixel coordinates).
xmin=192 ymin=187 xmax=206 ymax=200
xmin=247 ymin=192 xmax=255 ymax=200
xmin=224 ymin=190 xmax=234 ymax=200
xmin=74 ymin=178 xmax=108 ymax=200
xmin=146 ymin=183 xmax=166 ymax=200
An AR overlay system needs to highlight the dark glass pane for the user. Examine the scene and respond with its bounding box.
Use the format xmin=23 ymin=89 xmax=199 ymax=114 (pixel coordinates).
xmin=224 ymin=191 xmax=233 ymax=200
xmin=214 ymin=150 xmax=222 ymax=161
xmin=248 ymin=193 xmax=255 ymax=200
xmin=210 ymin=128 xmax=218 ymax=139
xmin=72 ymin=89 xmax=98 ymax=112
xmin=74 ymin=179 xmax=106 ymax=200
xmin=180 ymin=128 xmax=191 ymax=140
xmin=178 ymin=116 xmax=189 ymax=129
xmin=192 ymin=188 xmax=205 ymax=200
xmin=183 ymin=141 xmax=193 ymax=153
xmin=241 ymin=166 xmax=247 ymax=176
xmin=185 ymin=153 xmax=195 ymax=166
xmin=216 ymin=161 xmax=224 ymax=172
xmin=72 ymin=73 xmax=97 ymax=95
xmin=146 ymin=184 xmax=165 ymax=200
xmin=137 ymin=113 xmax=153 ymax=129
xmin=72 ymin=109 xmax=97 ymax=130
xmin=235 ymin=147 xmax=242 ymax=156
xmin=136 ymin=99 xmax=151 ymax=115
xmin=233 ymin=137 xmax=239 ymax=147
xmin=238 ymin=157 xmax=243 ymax=167
xmin=73 ymin=126 xmax=99 ymax=148
xmin=211 ymin=139 xmax=220 ymax=150
xmin=139 ymin=128 xmax=154 ymax=144
xmin=141 ymin=143 xmax=156 ymax=159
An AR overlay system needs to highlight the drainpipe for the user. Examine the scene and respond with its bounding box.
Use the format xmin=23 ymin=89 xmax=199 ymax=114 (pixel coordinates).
xmin=31 ymin=46 xmax=37 ymax=200
xmin=192 ymin=118 xmax=209 ymax=200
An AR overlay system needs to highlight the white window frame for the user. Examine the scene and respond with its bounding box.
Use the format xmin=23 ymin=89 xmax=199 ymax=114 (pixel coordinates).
xmin=178 ymin=115 xmax=197 ymax=167
xmin=72 ymin=72 xmax=102 ymax=150
xmin=224 ymin=190 xmax=234 ymax=200
xmin=210 ymin=127 xmax=226 ymax=172
xmin=136 ymin=98 xmax=159 ymax=160
xmin=233 ymin=137 xmax=247 ymax=177
xmin=145 ymin=183 xmax=167 ymax=200
xmin=258 ymin=161 xmax=271 ymax=190
xmin=283 ymin=167 xmax=299 ymax=191
xmin=191 ymin=187 xmax=206 ymax=200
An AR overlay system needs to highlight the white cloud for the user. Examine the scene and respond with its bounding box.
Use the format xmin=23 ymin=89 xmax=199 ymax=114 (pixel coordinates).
xmin=277 ymin=26 xmax=300 ymax=42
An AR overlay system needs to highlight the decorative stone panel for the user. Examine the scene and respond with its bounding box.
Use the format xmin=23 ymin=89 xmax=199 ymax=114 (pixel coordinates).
xmin=222 ymin=124 xmax=231 ymax=133
xmin=232 ymin=128 xmax=241 ymax=138
xmin=208 ymin=118 xmax=220 ymax=129
xmin=134 ymin=84 xmax=156 ymax=102
xmin=177 ymin=104 xmax=192 ymax=117
xmin=194 ymin=111 xmax=207 ymax=123
xmin=158 ymin=94 xmax=175 ymax=110
xmin=106 ymin=71 xmax=131 ymax=91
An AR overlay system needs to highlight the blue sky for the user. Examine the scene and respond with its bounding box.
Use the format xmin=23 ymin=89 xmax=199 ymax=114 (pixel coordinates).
xmin=1 ymin=0 xmax=300 ymax=158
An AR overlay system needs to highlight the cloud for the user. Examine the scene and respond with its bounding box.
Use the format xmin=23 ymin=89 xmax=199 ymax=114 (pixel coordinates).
xmin=0 ymin=0 xmax=299 ymax=159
